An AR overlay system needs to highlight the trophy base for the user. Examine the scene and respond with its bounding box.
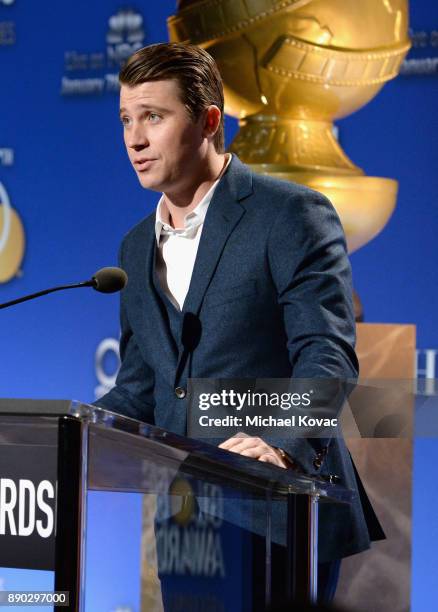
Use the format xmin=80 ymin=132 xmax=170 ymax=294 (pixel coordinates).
xmin=248 ymin=166 xmax=398 ymax=254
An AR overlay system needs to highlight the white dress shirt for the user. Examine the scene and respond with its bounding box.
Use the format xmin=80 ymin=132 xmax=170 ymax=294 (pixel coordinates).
xmin=155 ymin=154 xmax=232 ymax=311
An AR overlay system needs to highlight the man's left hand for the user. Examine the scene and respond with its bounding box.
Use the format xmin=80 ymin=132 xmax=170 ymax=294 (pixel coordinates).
xmin=218 ymin=436 xmax=288 ymax=468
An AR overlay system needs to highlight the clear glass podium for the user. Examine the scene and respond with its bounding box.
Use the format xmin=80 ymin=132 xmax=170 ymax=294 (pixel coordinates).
xmin=0 ymin=399 xmax=353 ymax=611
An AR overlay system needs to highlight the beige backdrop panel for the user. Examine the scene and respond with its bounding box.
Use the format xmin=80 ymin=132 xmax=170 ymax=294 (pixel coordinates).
xmin=335 ymin=323 xmax=415 ymax=612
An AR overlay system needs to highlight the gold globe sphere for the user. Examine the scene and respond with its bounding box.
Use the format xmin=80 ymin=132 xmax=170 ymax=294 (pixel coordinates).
xmin=169 ymin=0 xmax=410 ymax=253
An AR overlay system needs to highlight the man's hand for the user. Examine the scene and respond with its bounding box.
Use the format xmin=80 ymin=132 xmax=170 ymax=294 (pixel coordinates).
xmin=218 ymin=436 xmax=288 ymax=468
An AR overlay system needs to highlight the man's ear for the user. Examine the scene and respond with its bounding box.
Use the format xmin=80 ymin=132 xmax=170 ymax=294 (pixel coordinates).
xmin=203 ymin=105 xmax=221 ymax=140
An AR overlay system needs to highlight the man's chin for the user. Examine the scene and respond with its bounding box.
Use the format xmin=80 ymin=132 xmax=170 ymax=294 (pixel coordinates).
xmin=136 ymin=172 xmax=162 ymax=192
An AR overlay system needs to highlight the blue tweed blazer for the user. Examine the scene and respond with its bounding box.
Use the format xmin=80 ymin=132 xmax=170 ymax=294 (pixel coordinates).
xmin=97 ymin=154 xmax=380 ymax=561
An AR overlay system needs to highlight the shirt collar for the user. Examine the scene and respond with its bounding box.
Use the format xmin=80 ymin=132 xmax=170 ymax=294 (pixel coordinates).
xmin=155 ymin=153 xmax=232 ymax=244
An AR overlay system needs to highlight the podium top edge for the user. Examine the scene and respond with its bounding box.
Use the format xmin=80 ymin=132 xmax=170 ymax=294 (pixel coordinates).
xmin=0 ymin=398 xmax=74 ymax=415
xmin=0 ymin=399 xmax=354 ymax=502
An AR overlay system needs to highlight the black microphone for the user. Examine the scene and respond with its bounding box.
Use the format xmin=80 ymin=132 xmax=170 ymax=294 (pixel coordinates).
xmin=91 ymin=267 xmax=128 ymax=293
xmin=0 ymin=267 xmax=128 ymax=310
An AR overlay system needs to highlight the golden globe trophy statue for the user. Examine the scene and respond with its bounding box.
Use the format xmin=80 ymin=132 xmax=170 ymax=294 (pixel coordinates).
xmin=168 ymin=0 xmax=410 ymax=259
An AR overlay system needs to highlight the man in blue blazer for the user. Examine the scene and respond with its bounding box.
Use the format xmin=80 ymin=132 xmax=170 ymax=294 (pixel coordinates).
xmin=96 ymin=42 xmax=382 ymax=604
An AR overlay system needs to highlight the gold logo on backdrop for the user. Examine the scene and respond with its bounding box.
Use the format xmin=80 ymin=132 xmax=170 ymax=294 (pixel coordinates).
xmin=169 ymin=477 xmax=195 ymax=526
xmin=0 ymin=181 xmax=25 ymax=283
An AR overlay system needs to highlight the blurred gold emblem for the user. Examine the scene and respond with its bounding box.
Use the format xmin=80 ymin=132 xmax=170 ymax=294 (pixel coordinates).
xmin=169 ymin=477 xmax=195 ymax=526
xmin=169 ymin=0 xmax=411 ymax=253
xmin=0 ymin=181 xmax=25 ymax=283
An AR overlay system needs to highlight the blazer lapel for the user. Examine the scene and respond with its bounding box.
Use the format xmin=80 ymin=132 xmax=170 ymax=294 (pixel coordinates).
xmin=133 ymin=218 xmax=178 ymax=381
xmin=182 ymin=155 xmax=253 ymax=316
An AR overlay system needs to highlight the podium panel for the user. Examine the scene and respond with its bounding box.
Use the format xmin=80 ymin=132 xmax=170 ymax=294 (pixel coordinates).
xmin=0 ymin=400 xmax=353 ymax=611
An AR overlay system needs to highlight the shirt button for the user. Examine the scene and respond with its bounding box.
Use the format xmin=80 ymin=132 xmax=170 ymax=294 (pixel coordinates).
xmin=175 ymin=387 xmax=186 ymax=399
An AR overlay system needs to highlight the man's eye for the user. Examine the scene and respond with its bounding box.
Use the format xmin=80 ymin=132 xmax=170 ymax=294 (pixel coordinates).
xmin=121 ymin=116 xmax=131 ymax=126
xmin=148 ymin=113 xmax=161 ymax=123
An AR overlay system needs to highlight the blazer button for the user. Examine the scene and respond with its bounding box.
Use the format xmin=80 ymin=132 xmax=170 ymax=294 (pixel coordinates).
xmin=313 ymin=457 xmax=322 ymax=470
xmin=175 ymin=387 xmax=186 ymax=399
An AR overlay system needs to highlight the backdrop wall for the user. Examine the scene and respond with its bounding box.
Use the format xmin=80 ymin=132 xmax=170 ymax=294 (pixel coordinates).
xmin=1 ymin=1 xmax=437 ymax=610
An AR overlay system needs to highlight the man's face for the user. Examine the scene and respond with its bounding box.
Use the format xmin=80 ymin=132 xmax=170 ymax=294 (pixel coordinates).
xmin=119 ymin=79 xmax=206 ymax=193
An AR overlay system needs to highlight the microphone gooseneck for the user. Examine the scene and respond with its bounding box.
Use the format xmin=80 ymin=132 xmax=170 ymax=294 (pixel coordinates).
xmin=0 ymin=267 xmax=128 ymax=310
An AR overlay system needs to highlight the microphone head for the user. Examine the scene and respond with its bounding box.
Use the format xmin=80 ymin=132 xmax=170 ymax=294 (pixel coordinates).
xmin=92 ymin=267 xmax=128 ymax=294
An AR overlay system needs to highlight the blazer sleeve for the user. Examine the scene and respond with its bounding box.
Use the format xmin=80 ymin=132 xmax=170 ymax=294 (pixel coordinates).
xmin=267 ymin=189 xmax=359 ymax=379
xmin=266 ymin=189 xmax=359 ymax=473
xmin=94 ymin=242 xmax=156 ymax=423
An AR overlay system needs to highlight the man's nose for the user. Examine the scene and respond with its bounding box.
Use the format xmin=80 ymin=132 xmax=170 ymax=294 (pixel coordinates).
xmin=126 ymin=122 xmax=149 ymax=150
